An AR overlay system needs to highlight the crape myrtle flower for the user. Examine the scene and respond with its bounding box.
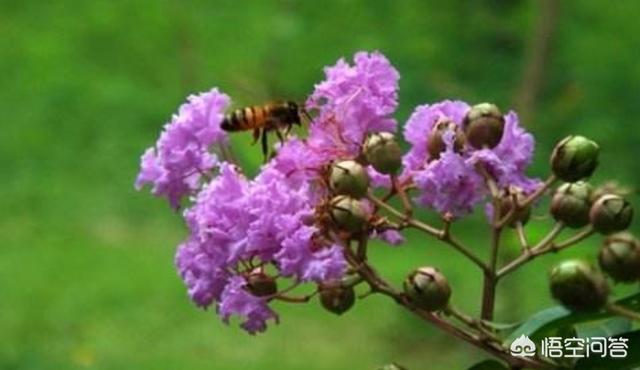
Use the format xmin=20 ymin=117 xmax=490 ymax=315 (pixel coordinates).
xmin=372 ymin=229 xmax=405 ymax=246
xmin=285 ymin=51 xmax=404 ymax=246
xmin=306 ymin=51 xmax=400 ymax=162
xmin=219 ymin=276 xmax=279 ymax=335
xmin=173 ymin=51 xmax=402 ymax=333
xmin=135 ymin=88 xmax=231 ymax=209
xmin=403 ymin=101 xmax=470 ymax=172
xmin=302 ymin=51 xmax=405 ymax=246
xmin=403 ymin=100 xmax=540 ymax=217
xmin=176 ymin=163 xmax=346 ymax=333
xmin=175 ymin=238 xmax=230 ymax=308
xmin=413 ymin=130 xmax=485 ymax=216
xmin=469 ymin=111 xmax=541 ymax=193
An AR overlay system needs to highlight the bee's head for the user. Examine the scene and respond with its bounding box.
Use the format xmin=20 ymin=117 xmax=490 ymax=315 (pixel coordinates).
xmin=287 ymin=101 xmax=302 ymax=126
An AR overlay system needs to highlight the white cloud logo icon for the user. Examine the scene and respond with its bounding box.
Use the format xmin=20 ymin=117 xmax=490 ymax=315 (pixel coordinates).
xmin=510 ymin=335 xmax=537 ymax=357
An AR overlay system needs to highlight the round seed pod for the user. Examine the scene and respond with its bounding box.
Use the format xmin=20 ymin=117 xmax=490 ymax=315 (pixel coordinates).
xmin=403 ymin=267 xmax=451 ymax=312
xmin=329 ymin=195 xmax=368 ymax=233
xmin=363 ymin=132 xmax=402 ymax=174
xmin=598 ymin=232 xmax=640 ymax=283
xmin=590 ymin=194 xmax=634 ymax=235
xmin=498 ymin=187 xmax=531 ymax=228
xmin=319 ymin=281 xmax=356 ymax=316
xmin=426 ymin=119 xmax=466 ymax=160
xmin=246 ymin=269 xmax=278 ymax=297
xmin=550 ymin=135 xmax=600 ymax=182
xmin=549 ymin=260 xmax=609 ymax=312
xmin=329 ymin=160 xmax=370 ymax=199
xmin=462 ymin=103 xmax=505 ymax=149
xmin=550 ymin=182 xmax=593 ymax=229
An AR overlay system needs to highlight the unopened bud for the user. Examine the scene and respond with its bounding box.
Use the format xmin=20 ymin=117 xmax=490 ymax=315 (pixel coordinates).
xmin=247 ymin=269 xmax=278 ymax=297
xmin=403 ymin=267 xmax=451 ymax=311
xmin=550 ymin=135 xmax=600 ymax=182
xmin=363 ymin=132 xmax=402 ymax=174
xmin=590 ymin=195 xmax=633 ymax=235
xmin=319 ymin=281 xmax=355 ymax=315
xmin=330 ymin=195 xmax=367 ymax=233
xmin=329 ymin=160 xmax=370 ymax=199
xmin=550 ymin=182 xmax=593 ymax=229
xmin=498 ymin=187 xmax=531 ymax=227
xmin=426 ymin=119 xmax=466 ymax=160
xmin=462 ymin=103 xmax=505 ymax=149
xmin=599 ymin=233 xmax=640 ymax=283
xmin=549 ymin=260 xmax=609 ymax=312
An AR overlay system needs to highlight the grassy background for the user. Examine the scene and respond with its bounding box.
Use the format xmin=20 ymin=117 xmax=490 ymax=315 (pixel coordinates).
xmin=2 ymin=1 xmax=639 ymax=369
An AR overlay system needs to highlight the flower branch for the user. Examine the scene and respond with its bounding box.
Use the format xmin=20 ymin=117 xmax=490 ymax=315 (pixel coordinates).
xmin=136 ymin=50 xmax=638 ymax=369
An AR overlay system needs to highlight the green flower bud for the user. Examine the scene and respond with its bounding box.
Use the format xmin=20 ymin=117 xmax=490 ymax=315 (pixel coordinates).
xmin=550 ymin=182 xmax=593 ymax=229
xmin=319 ymin=281 xmax=355 ymax=315
xmin=550 ymin=135 xmax=600 ymax=182
xmin=599 ymin=233 xmax=640 ymax=283
xmin=590 ymin=194 xmax=633 ymax=235
xmin=426 ymin=119 xmax=466 ymax=160
xmin=498 ymin=187 xmax=531 ymax=228
xmin=549 ymin=260 xmax=609 ymax=312
xmin=247 ymin=269 xmax=278 ymax=297
xmin=462 ymin=103 xmax=505 ymax=149
xmin=330 ymin=195 xmax=368 ymax=233
xmin=363 ymin=132 xmax=402 ymax=174
xmin=403 ymin=267 xmax=451 ymax=312
xmin=329 ymin=160 xmax=370 ymax=199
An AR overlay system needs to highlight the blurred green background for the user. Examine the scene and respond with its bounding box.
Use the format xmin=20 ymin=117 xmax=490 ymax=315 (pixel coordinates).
xmin=2 ymin=1 xmax=639 ymax=369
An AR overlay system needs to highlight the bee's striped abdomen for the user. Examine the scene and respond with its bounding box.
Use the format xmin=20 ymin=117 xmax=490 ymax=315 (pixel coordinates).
xmin=221 ymin=105 xmax=271 ymax=132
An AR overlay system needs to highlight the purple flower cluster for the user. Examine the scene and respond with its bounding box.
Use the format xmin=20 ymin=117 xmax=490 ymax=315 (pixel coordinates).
xmin=403 ymin=101 xmax=539 ymax=217
xmin=135 ymin=88 xmax=230 ymax=209
xmin=136 ymin=50 xmax=541 ymax=335
xmin=306 ymin=51 xmax=400 ymax=160
xmin=176 ymin=163 xmax=345 ymax=334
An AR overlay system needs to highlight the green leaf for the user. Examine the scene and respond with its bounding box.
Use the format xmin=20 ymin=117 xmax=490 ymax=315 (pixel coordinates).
xmin=575 ymin=317 xmax=633 ymax=339
xmin=466 ymin=359 xmax=508 ymax=370
xmin=506 ymin=291 xmax=640 ymax=344
xmin=575 ymin=330 xmax=640 ymax=370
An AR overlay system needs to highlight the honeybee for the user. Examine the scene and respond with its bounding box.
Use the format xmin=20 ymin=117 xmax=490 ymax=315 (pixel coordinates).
xmin=221 ymin=101 xmax=308 ymax=159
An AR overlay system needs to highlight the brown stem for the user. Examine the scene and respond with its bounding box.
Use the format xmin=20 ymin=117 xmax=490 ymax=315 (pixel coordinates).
xmin=551 ymin=227 xmax=594 ymax=249
xmin=274 ymin=293 xmax=315 ymax=303
xmin=367 ymin=193 xmax=488 ymax=272
xmin=345 ymin=237 xmax=551 ymax=369
xmin=496 ymin=175 xmax=557 ymax=228
xmin=519 ymin=175 xmax=557 ymax=210
xmin=443 ymin=234 xmax=490 ymax=273
xmin=607 ymin=303 xmax=640 ymax=322
xmin=515 ymin=221 xmax=530 ymax=252
xmin=368 ymin=192 xmax=440 ymax=235
xmin=392 ymin=175 xmax=413 ymax=218
xmin=481 ymin=226 xmax=502 ymax=320
xmin=476 ymin=163 xmax=500 ymax=199
xmin=497 ymin=224 xmax=591 ymax=279
xmin=445 ymin=305 xmax=503 ymax=344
